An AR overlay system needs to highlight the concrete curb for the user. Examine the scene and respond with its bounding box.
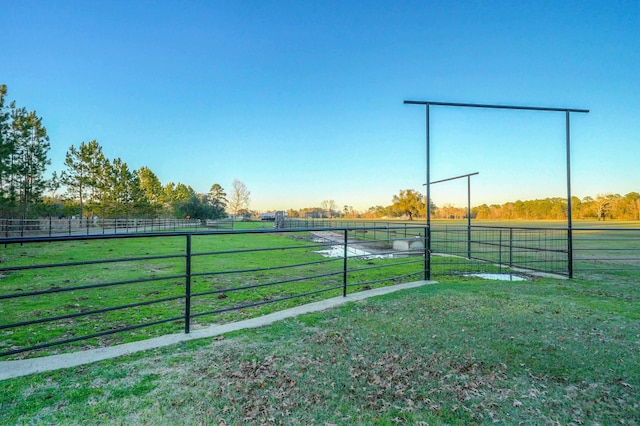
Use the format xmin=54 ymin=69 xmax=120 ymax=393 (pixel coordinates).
xmin=1 ymin=280 xmax=434 ymax=381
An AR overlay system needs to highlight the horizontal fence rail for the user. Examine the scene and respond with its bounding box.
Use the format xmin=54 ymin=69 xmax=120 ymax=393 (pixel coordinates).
xmin=0 ymin=225 xmax=427 ymax=358
xmin=0 ymin=217 xmax=234 ymax=238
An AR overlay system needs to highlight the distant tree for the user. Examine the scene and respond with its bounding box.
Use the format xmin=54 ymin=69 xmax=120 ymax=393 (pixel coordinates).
xmin=228 ymin=179 xmax=250 ymax=216
xmin=163 ymin=182 xmax=196 ymax=217
xmin=436 ymin=203 xmax=467 ymax=220
xmin=176 ymin=193 xmax=226 ymax=220
xmin=624 ymin=192 xmax=640 ymax=220
xmin=390 ymin=189 xmax=426 ymax=220
xmin=321 ymin=199 xmax=336 ymax=218
xmin=578 ymin=196 xmax=597 ymax=219
xmin=208 ymin=183 xmax=227 ymax=209
xmin=137 ymin=166 xmax=163 ymax=216
xmin=10 ymin=107 xmax=51 ymax=217
xmin=569 ymin=196 xmax=581 ymax=219
xmin=364 ymin=205 xmax=390 ymax=218
xmin=33 ymin=195 xmax=65 ymax=218
xmin=236 ymin=208 xmax=255 ymax=218
xmin=473 ymin=204 xmax=491 ymax=220
xmin=0 ymin=84 xmax=13 ymax=213
xmin=61 ymin=140 xmax=107 ymax=220
xmin=594 ymin=194 xmax=620 ymax=221
xmin=299 ymin=206 xmax=324 ymax=218
xmin=174 ymin=183 xmax=194 ymax=203
xmin=342 ymin=205 xmax=357 ymax=218
xmin=176 ymin=194 xmax=203 ymax=219
xmin=47 ymin=171 xmax=61 ymax=197
xmin=0 ymin=86 xmax=52 ymax=217
xmin=103 ymin=157 xmax=140 ymax=217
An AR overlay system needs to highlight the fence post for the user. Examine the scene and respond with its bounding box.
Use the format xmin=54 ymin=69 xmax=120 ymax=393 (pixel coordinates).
xmin=343 ymin=229 xmax=348 ymax=297
xmin=499 ymin=229 xmax=503 ymax=273
xmin=424 ymin=225 xmax=430 ymax=280
xmin=509 ymin=228 xmax=513 ymax=268
xmin=185 ymin=234 xmax=192 ymax=334
xmin=567 ymin=228 xmax=573 ymax=278
xmin=467 ymin=223 xmax=472 ymax=260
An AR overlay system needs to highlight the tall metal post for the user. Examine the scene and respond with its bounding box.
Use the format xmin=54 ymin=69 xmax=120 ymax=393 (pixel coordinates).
xmin=343 ymin=229 xmax=348 ymax=297
xmin=566 ymin=111 xmax=574 ymax=278
xmin=185 ymin=234 xmax=192 ymax=334
xmin=467 ymin=175 xmax=472 ymax=259
xmin=425 ymin=104 xmax=431 ymax=280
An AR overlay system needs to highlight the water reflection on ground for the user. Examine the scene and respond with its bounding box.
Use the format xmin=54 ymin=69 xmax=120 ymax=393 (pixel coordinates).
xmin=314 ymin=245 xmax=394 ymax=260
xmin=464 ymin=273 xmax=527 ymax=281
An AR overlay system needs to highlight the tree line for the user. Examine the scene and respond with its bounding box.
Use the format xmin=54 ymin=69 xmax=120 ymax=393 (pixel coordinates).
xmin=285 ymin=191 xmax=640 ymax=221
xmin=0 ymin=85 xmax=251 ymax=220
xmin=359 ymin=191 xmax=640 ymax=221
xmin=470 ymin=193 xmax=640 ymax=221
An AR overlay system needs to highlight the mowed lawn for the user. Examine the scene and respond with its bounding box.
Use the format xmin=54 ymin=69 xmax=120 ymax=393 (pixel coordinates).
xmin=2 ymin=271 xmax=638 ymax=425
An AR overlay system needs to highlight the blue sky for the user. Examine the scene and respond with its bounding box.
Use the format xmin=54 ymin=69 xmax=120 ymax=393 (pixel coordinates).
xmin=3 ymin=0 xmax=638 ymax=212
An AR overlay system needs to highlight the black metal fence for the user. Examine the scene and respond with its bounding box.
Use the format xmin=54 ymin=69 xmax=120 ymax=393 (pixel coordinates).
xmin=429 ymin=225 xmax=570 ymax=278
xmin=283 ymin=220 xmax=572 ymax=278
xmin=280 ymin=220 xmax=640 ymax=278
xmin=0 ymin=225 xmax=427 ymax=358
xmin=2 ymin=222 xmax=638 ymax=358
xmin=0 ymin=217 xmax=234 ymax=238
xmin=572 ymin=227 xmax=640 ymax=276
xmin=427 ymin=224 xmax=640 ymax=278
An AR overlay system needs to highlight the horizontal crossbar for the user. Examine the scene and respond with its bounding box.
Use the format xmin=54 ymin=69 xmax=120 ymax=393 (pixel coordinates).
xmin=404 ymin=100 xmax=589 ymax=114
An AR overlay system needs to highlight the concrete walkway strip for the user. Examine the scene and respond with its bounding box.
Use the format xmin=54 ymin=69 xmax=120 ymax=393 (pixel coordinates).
xmin=0 ymin=281 xmax=433 ymax=381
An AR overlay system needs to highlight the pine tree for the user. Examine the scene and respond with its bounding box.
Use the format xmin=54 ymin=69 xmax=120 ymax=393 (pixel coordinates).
xmin=61 ymin=140 xmax=108 ymax=220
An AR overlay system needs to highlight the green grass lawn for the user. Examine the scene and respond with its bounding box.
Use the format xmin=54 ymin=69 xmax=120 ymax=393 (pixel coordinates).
xmin=1 ymin=272 xmax=638 ymax=425
xmin=0 ymin=227 xmax=425 ymax=358
xmin=3 ymin=220 xmax=638 ymax=360
xmin=1 ymin=221 xmax=639 ymax=424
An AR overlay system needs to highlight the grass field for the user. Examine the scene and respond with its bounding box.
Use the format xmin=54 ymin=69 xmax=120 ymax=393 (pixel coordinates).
xmin=1 ymin=220 xmax=639 ymax=424
xmin=2 ymin=219 xmax=638 ymax=359
xmin=0 ymin=223 xmax=427 ymax=359
xmin=1 ymin=271 xmax=638 ymax=424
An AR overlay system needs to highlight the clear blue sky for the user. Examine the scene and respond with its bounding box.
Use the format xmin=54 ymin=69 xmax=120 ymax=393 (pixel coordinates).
xmin=3 ymin=0 xmax=638 ymax=212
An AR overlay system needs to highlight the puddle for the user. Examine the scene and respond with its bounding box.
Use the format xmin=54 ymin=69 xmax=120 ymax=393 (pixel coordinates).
xmin=464 ymin=273 xmax=527 ymax=281
xmin=315 ymin=245 xmax=393 ymax=260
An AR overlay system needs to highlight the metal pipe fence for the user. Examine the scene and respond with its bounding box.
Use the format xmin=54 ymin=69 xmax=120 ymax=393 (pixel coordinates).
xmin=0 ymin=225 xmax=427 ymax=358
xmin=262 ymin=219 xmax=640 ymax=278
xmin=427 ymin=224 xmax=640 ymax=279
xmin=1 ymin=222 xmax=638 ymax=358
xmin=572 ymin=227 xmax=640 ymax=276
xmin=428 ymin=225 xmax=570 ymax=278
xmin=0 ymin=217 xmax=234 ymax=238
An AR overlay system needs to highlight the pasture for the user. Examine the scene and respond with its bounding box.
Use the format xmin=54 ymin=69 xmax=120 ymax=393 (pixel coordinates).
xmin=1 ymin=220 xmax=638 ymax=424
xmin=1 ymin=271 xmax=638 ymax=424
xmin=0 ymin=222 xmax=427 ymax=359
